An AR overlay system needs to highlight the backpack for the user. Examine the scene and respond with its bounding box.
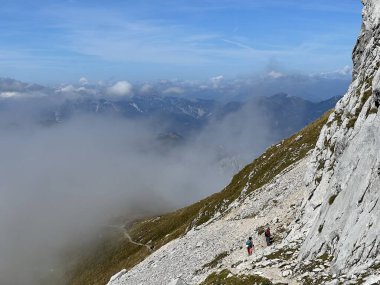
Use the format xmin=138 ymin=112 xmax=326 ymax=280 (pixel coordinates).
xmin=245 ymin=240 xmax=252 ymax=248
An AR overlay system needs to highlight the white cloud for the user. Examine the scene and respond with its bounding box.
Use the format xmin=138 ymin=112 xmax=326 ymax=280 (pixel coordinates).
xmin=316 ymin=65 xmax=353 ymax=79
xmin=222 ymin=39 xmax=256 ymax=51
xmin=76 ymin=87 xmax=87 ymax=92
xmin=162 ymin=86 xmax=185 ymax=95
xmin=0 ymin=91 xmax=21 ymax=98
xmin=140 ymin=84 xmax=153 ymax=93
xmin=336 ymin=65 xmax=352 ymax=76
xmin=41 ymin=7 xmax=286 ymax=67
xmin=55 ymin=84 xmax=97 ymax=96
xmin=107 ymin=81 xmax=133 ymax=97
xmin=59 ymin=84 xmax=76 ymax=93
xmin=0 ymin=91 xmax=47 ymax=99
xmin=267 ymin=71 xmax=285 ymax=79
xmin=210 ymin=75 xmax=224 ymax=88
xmin=79 ymin=77 xmax=89 ymax=85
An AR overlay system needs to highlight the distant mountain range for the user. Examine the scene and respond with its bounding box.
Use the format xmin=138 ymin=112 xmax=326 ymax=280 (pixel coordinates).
xmin=0 ymin=77 xmax=341 ymax=140
xmin=36 ymin=93 xmax=341 ymax=140
xmin=253 ymin=93 xmax=341 ymax=137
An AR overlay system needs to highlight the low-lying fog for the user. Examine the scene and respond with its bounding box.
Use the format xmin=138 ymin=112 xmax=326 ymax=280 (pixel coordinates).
xmin=0 ymin=98 xmax=273 ymax=284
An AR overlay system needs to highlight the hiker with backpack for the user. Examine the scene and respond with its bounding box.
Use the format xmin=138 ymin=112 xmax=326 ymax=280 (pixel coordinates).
xmin=265 ymin=227 xmax=273 ymax=246
xmin=245 ymin=237 xmax=254 ymax=255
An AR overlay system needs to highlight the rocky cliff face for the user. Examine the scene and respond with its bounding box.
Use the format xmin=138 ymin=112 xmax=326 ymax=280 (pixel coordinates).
xmin=293 ymin=0 xmax=380 ymax=275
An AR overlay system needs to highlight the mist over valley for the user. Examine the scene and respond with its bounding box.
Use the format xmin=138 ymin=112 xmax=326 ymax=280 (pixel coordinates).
xmin=0 ymin=76 xmax=343 ymax=284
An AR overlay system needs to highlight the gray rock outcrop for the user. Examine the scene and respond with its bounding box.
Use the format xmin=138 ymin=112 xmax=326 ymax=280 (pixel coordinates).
xmin=293 ymin=0 xmax=380 ymax=275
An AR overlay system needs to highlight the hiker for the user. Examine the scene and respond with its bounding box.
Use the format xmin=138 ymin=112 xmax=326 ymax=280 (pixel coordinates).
xmin=265 ymin=227 xmax=273 ymax=246
xmin=245 ymin=237 xmax=254 ymax=255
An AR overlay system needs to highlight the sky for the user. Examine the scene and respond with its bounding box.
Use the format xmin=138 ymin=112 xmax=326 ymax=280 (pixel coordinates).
xmin=0 ymin=0 xmax=362 ymax=84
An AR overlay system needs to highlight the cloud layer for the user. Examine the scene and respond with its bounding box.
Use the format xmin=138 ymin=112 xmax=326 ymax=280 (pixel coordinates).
xmin=0 ymin=95 xmax=274 ymax=284
xmin=0 ymin=75 xmax=345 ymax=284
xmin=107 ymin=81 xmax=133 ymax=97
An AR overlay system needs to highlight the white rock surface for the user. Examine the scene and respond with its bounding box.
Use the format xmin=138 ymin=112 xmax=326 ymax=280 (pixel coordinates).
xmin=167 ymin=278 xmax=188 ymax=285
xmin=109 ymin=158 xmax=308 ymax=285
xmin=363 ymin=275 xmax=380 ymax=285
xmin=106 ymin=269 xmax=127 ymax=285
xmin=288 ymin=0 xmax=380 ymax=276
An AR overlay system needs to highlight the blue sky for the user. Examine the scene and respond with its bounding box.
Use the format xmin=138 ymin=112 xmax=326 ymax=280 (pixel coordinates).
xmin=0 ymin=0 xmax=362 ymax=84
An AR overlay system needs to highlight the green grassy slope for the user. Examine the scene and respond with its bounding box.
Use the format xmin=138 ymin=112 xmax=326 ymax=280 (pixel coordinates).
xmin=199 ymin=269 xmax=274 ymax=285
xmin=67 ymin=111 xmax=331 ymax=285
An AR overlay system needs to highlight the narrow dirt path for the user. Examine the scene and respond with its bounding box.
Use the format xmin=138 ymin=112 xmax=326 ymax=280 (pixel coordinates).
xmin=108 ymin=225 xmax=153 ymax=252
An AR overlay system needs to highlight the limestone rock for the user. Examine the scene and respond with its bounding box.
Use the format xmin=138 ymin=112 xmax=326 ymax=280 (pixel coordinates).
xmin=167 ymin=278 xmax=188 ymax=285
xmin=289 ymin=0 xmax=380 ymax=276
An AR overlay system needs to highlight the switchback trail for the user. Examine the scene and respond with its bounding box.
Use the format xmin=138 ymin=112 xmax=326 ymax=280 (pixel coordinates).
xmin=108 ymin=225 xmax=153 ymax=252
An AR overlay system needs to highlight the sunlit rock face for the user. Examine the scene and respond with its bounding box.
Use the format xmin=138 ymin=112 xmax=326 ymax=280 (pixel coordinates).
xmin=295 ymin=0 xmax=380 ymax=275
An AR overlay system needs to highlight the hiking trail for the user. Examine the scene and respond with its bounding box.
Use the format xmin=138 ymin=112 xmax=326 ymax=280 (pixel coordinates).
xmin=108 ymin=225 xmax=153 ymax=252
